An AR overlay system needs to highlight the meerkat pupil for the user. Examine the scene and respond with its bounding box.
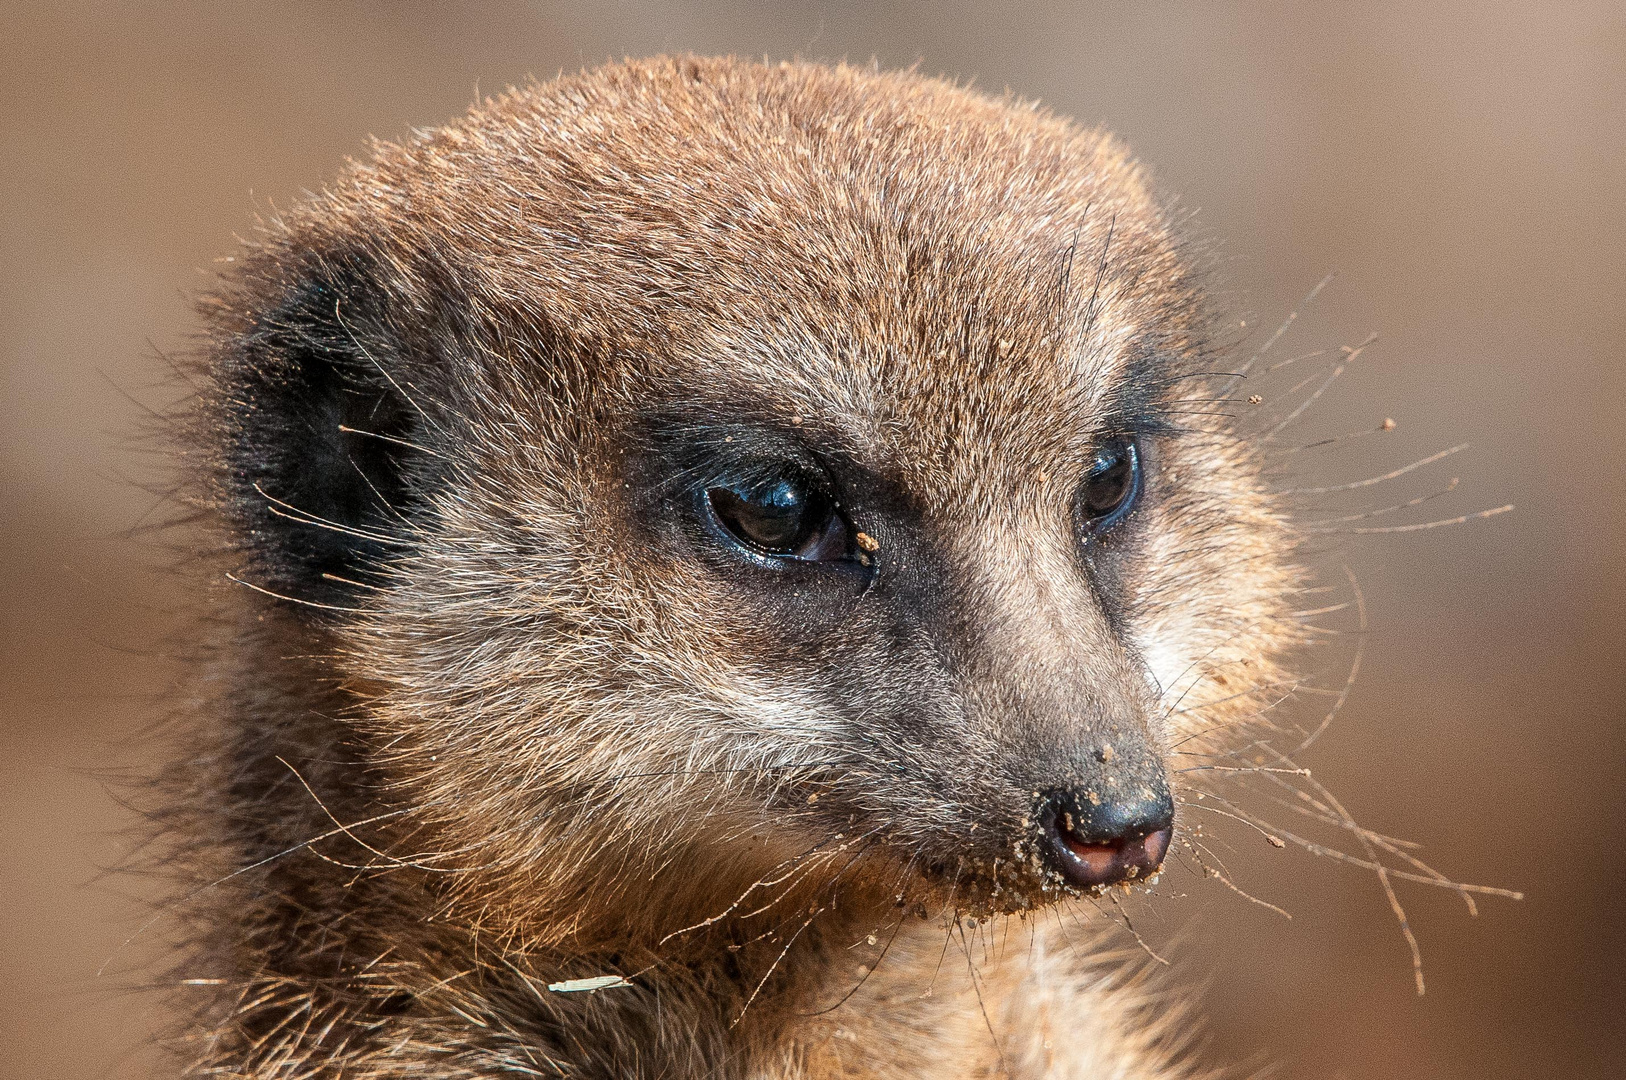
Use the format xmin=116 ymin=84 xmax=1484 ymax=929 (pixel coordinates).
xmin=1078 ymin=435 xmax=1143 ymax=533
xmin=705 ymin=475 xmax=849 ymax=560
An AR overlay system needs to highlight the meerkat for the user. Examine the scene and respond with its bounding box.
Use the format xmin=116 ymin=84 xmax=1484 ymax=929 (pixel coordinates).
xmin=164 ymin=56 xmax=1312 ymax=1079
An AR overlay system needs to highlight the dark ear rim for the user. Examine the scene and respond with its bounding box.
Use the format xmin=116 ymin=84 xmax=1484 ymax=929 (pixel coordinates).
xmin=204 ymin=247 xmax=431 ymax=613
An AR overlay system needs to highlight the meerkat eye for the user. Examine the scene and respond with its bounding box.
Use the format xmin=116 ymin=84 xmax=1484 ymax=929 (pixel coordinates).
xmin=1076 ymin=436 xmax=1142 ymax=537
xmin=705 ymin=476 xmax=853 ymax=562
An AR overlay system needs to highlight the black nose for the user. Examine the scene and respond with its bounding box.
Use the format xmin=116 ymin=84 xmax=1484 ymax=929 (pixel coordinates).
xmin=1037 ymin=786 xmax=1174 ymax=891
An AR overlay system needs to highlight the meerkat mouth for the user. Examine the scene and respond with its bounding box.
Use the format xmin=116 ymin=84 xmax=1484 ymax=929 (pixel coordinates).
xmin=1055 ymin=827 xmax=1172 ymax=889
xmin=1038 ymin=792 xmax=1174 ymax=891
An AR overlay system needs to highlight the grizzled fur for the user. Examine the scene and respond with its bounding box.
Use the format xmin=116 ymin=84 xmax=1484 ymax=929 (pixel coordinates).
xmin=167 ymin=57 xmax=1304 ymax=1078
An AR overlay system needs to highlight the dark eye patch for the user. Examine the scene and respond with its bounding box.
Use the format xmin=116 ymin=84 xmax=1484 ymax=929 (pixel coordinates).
xmin=622 ymin=408 xmax=874 ymax=576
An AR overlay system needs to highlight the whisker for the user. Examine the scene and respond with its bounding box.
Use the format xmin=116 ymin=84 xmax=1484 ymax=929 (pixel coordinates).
xmin=1263 ymin=333 xmax=1378 ymax=441
xmin=1080 ymin=213 xmax=1118 ymax=342
xmin=224 ymin=573 xmax=370 ymax=614
xmin=1239 ymin=273 xmax=1334 ymax=376
xmin=1308 ymin=504 xmax=1513 ymax=534
xmin=733 ymin=909 xmax=821 ymax=1025
xmin=1285 ymin=443 xmax=1467 ymax=494
xmin=955 ymin=918 xmax=1009 ymax=1074
xmin=277 ymin=756 xmax=466 ymax=873
xmin=1154 ymin=371 xmax=1247 ymax=385
xmin=1198 ymin=861 xmax=1293 ymax=920
xmin=924 ymin=861 xmax=966 ymax=996
xmin=336 ymin=424 xmax=445 ymax=459
xmin=1292 ymin=568 xmax=1366 ymax=753
xmin=99 ymin=806 xmax=416 ymax=976
xmin=332 ymin=298 xmax=451 ymax=437
xmin=1100 ymin=892 xmax=1169 ymax=966
xmin=1189 ymin=791 xmax=1522 ymax=900
xmin=1176 ymin=764 xmax=1310 ymax=776
xmin=1284 ymin=416 xmax=1398 ymax=454
xmin=1306 ymin=477 xmax=1460 ymax=524
xmin=253 ymin=482 xmax=411 ymax=547
xmin=1262 ymin=347 xmax=1330 ymax=375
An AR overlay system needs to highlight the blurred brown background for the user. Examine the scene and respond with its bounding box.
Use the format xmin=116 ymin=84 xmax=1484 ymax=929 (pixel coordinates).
xmin=2 ymin=3 xmax=1621 ymax=1078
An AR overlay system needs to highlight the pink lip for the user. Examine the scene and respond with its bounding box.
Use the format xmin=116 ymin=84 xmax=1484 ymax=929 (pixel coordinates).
xmin=1059 ymin=826 xmax=1171 ymax=888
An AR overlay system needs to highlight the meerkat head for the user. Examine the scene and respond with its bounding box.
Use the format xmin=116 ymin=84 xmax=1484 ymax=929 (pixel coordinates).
xmin=201 ymin=57 xmax=1298 ymax=948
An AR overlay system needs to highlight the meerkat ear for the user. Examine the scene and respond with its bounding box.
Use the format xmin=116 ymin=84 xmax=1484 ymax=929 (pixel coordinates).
xmin=210 ymin=250 xmax=430 ymax=611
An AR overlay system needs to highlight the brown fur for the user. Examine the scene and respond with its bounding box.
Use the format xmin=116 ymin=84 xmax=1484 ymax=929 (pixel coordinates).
xmin=163 ymin=56 xmax=1305 ymax=1078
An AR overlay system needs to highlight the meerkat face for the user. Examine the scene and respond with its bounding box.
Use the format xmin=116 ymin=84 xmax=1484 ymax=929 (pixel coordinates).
xmin=206 ymin=58 xmax=1297 ymax=936
xmin=610 ymin=325 xmax=1188 ymax=907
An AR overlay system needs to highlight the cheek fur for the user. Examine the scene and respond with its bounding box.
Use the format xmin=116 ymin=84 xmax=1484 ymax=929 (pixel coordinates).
xmin=1135 ymin=636 xmax=1194 ymax=708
